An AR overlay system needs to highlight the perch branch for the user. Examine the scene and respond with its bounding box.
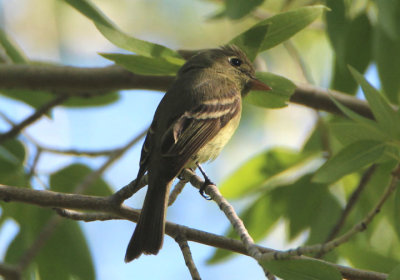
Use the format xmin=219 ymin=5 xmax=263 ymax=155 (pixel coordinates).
xmin=0 ymin=183 xmax=387 ymax=280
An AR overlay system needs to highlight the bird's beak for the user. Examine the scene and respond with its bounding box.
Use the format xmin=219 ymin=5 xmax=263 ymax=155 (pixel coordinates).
xmin=249 ymin=78 xmax=272 ymax=91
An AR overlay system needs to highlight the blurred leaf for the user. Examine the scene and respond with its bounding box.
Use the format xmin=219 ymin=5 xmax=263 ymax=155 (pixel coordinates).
xmin=0 ymin=29 xmax=58 ymax=110
xmin=64 ymin=92 xmax=120 ymax=107
xmin=284 ymin=175 xmax=337 ymax=240
xmin=258 ymin=6 xmax=327 ymax=51
xmin=4 ymin=204 xmax=94 ymax=280
xmin=374 ymin=23 xmax=400 ymax=104
xmin=1 ymin=89 xmax=57 ymax=110
xmin=0 ymin=139 xmax=26 ymax=185
xmin=0 ymin=26 xmax=119 ymax=109
xmin=307 ymin=192 xmax=341 ymax=245
xmin=388 ymin=264 xmax=400 ymax=280
xmin=245 ymin=72 xmax=295 ymax=108
xmin=220 ymin=148 xmax=309 ymax=199
xmin=313 ymin=140 xmax=385 ymax=183
xmin=376 ymin=0 xmax=400 ymax=40
xmin=325 ymin=0 xmax=347 ymax=53
xmin=0 ymin=28 xmax=27 ymax=63
xmin=50 ymin=163 xmax=113 ymax=196
xmin=329 ymin=93 xmax=389 ymax=140
xmin=65 ymin=0 xmax=182 ymax=59
xmin=100 ymin=53 xmax=182 ymax=76
xmin=63 ymin=0 xmax=114 ymax=27
xmin=350 ymin=66 xmax=400 ymax=138
xmin=340 ymin=243 xmax=399 ymax=273
xmin=260 ymin=259 xmax=342 ymax=280
xmin=230 ymin=24 xmax=269 ymax=61
xmin=330 ymin=121 xmax=390 ymax=145
xmin=329 ymin=10 xmax=372 ymax=94
xmin=37 ymin=219 xmax=94 ymax=280
xmin=393 ymin=185 xmax=400 ymax=238
xmin=215 ymin=0 xmax=264 ymax=20
xmin=208 ymin=193 xmax=282 ymax=263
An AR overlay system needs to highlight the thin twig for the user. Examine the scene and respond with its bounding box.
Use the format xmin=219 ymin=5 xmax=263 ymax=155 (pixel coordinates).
xmin=175 ymin=233 xmax=202 ymax=280
xmin=54 ymin=208 xmax=123 ymax=221
xmin=26 ymin=148 xmax=42 ymax=180
xmin=0 ymin=183 xmax=387 ymax=280
xmin=316 ymin=164 xmax=377 ymax=258
xmin=110 ymin=175 xmax=148 ymax=204
xmin=261 ymin=266 xmax=277 ymax=280
xmin=0 ymin=94 xmax=69 ymax=143
xmin=39 ymin=146 xmax=118 ymax=157
xmin=260 ymin=163 xmax=400 ymax=261
xmin=180 ymin=169 xmax=261 ymax=259
xmin=168 ymin=178 xmax=189 ymax=206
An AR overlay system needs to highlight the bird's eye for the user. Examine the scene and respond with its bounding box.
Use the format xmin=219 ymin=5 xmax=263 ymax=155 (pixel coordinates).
xmin=229 ymin=57 xmax=242 ymax=67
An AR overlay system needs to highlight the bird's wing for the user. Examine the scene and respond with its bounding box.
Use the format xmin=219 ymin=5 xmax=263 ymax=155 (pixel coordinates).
xmin=134 ymin=119 xmax=156 ymax=184
xmin=160 ymin=90 xmax=241 ymax=169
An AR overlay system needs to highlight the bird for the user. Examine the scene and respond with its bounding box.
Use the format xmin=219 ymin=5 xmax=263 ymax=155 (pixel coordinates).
xmin=125 ymin=45 xmax=271 ymax=262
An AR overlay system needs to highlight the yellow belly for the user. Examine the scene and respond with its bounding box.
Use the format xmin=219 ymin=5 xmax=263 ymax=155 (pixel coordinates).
xmin=192 ymin=112 xmax=241 ymax=164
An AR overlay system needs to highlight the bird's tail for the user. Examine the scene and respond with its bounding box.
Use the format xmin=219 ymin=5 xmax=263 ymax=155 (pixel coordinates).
xmin=124 ymin=176 xmax=172 ymax=262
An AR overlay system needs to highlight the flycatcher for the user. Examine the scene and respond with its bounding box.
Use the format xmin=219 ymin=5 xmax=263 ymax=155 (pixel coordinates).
xmin=125 ymin=45 xmax=271 ymax=262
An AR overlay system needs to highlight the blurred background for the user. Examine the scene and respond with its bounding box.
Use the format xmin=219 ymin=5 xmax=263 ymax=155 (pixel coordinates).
xmin=0 ymin=0 xmax=380 ymax=279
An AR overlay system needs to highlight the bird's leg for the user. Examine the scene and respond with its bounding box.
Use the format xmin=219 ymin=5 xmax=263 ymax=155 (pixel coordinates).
xmin=196 ymin=163 xmax=214 ymax=200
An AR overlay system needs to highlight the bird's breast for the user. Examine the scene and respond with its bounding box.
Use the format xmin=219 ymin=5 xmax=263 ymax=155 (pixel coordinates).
xmin=192 ymin=111 xmax=241 ymax=164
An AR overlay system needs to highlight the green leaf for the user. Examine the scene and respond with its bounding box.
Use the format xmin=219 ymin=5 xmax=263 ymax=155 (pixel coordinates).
xmin=388 ymin=264 xmax=400 ymax=280
xmin=313 ymin=140 xmax=386 ymax=183
xmin=257 ymin=6 xmax=327 ymax=51
xmin=50 ymin=163 xmax=113 ymax=196
xmin=0 ymin=28 xmax=27 ymax=63
xmin=374 ymin=23 xmax=400 ymax=104
xmin=329 ymin=93 xmax=387 ymax=137
xmin=0 ymin=139 xmax=26 ymax=185
xmin=376 ymin=0 xmax=400 ymax=40
xmin=284 ymin=175 xmax=333 ymax=240
xmin=260 ymin=259 xmax=342 ymax=280
xmin=245 ymin=72 xmax=295 ymax=108
xmin=307 ymin=192 xmax=342 ymax=245
xmin=230 ymin=24 xmax=269 ymax=61
xmin=349 ymin=66 xmax=400 ymax=138
xmin=340 ymin=243 xmax=399 ymax=273
xmin=63 ymin=0 xmax=113 ymax=27
xmin=217 ymin=0 xmax=264 ymax=20
xmin=100 ymin=53 xmax=182 ymax=76
xmin=330 ymin=121 xmax=390 ymax=145
xmin=220 ymin=148 xmax=308 ymax=199
xmin=64 ymin=0 xmax=182 ymax=59
xmin=4 ymin=205 xmax=94 ymax=280
xmin=328 ymin=10 xmax=372 ymax=94
xmin=37 ymin=219 xmax=94 ymax=280
xmin=64 ymin=91 xmax=120 ymax=107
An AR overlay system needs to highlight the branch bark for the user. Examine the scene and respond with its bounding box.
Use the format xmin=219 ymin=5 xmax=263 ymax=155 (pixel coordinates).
xmin=0 ymin=184 xmax=388 ymax=280
xmin=0 ymin=64 xmax=377 ymax=119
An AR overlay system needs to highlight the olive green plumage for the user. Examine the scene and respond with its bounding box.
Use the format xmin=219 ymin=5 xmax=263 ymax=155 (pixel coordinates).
xmin=125 ymin=45 xmax=270 ymax=262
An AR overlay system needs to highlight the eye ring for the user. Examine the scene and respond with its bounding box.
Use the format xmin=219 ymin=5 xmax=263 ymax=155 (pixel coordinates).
xmin=229 ymin=57 xmax=242 ymax=67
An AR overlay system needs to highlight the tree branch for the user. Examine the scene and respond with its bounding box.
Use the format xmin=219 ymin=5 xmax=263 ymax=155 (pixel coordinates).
xmin=0 ymin=94 xmax=69 ymax=143
xmin=0 ymin=184 xmax=388 ymax=280
xmin=175 ymin=233 xmax=202 ymax=280
xmin=0 ymin=64 xmax=378 ymax=119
